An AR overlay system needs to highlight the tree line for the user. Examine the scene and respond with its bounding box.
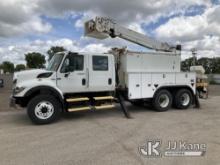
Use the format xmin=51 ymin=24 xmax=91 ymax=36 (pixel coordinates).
xmin=181 ymin=57 xmax=220 ymax=74
xmin=0 ymin=46 xmax=65 ymax=73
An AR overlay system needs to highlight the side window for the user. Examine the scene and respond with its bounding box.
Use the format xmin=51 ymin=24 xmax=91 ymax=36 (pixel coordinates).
xmin=92 ymin=56 xmax=108 ymax=71
xmin=61 ymin=55 xmax=84 ymax=73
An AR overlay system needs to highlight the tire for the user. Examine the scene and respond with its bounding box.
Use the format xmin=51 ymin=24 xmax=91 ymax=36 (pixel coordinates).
xmin=174 ymin=89 xmax=193 ymax=109
xmin=153 ymin=89 xmax=172 ymax=112
xmin=27 ymin=95 xmax=62 ymax=124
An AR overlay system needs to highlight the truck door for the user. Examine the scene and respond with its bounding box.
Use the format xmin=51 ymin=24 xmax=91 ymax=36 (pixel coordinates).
xmin=88 ymin=55 xmax=114 ymax=92
xmin=56 ymin=53 xmax=88 ymax=93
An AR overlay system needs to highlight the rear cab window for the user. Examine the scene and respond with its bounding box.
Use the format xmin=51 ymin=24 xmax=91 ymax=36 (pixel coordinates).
xmin=92 ymin=56 xmax=108 ymax=71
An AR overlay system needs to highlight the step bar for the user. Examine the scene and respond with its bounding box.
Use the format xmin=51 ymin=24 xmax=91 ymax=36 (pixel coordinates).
xmin=68 ymin=107 xmax=91 ymax=112
xmin=66 ymin=97 xmax=89 ymax=102
xmin=95 ymin=104 xmax=115 ymax=110
xmin=67 ymin=96 xmax=115 ymax=112
xmin=65 ymin=92 xmax=131 ymax=119
xmin=93 ymin=96 xmax=114 ymax=101
xmin=67 ymin=104 xmax=115 ymax=112
xmin=66 ymin=96 xmax=114 ymax=102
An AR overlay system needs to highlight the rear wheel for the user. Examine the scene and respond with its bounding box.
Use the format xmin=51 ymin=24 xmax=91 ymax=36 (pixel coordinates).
xmin=174 ymin=89 xmax=193 ymax=109
xmin=27 ymin=95 xmax=62 ymax=124
xmin=153 ymin=89 xmax=172 ymax=112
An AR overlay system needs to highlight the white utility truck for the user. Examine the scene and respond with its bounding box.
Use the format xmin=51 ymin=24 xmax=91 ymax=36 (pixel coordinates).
xmin=10 ymin=17 xmax=197 ymax=124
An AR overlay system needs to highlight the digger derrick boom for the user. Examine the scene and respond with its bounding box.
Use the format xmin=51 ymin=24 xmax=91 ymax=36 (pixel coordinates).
xmin=85 ymin=17 xmax=180 ymax=52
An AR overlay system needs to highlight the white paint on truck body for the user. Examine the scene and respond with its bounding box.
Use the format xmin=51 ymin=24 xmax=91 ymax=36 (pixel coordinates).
xmin=127 ymin=72 xmax=196 ymax=99
xmin=118 ymin=51 xmax=196 ymax=99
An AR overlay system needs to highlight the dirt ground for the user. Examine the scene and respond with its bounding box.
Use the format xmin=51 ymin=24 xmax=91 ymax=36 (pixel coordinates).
xmin=0 ymin=86 xmax=220 ymax=165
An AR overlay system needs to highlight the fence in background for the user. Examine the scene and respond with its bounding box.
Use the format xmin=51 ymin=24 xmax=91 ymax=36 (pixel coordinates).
xmin=208 ymin=74 xmax=220 ymax=84
xmin=0 ymin=74 xmax=13 ymax=89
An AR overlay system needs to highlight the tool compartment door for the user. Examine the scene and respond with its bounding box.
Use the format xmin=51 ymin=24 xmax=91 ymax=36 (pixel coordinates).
xmin=141 ymin=73 xmax=153 ymax=98
xmin=127 ymin=73 xmax=141 ymax=99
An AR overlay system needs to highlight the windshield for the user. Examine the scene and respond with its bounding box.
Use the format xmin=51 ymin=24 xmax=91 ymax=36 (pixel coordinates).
xmin=46 ymin=53 xmax=64 ymax=71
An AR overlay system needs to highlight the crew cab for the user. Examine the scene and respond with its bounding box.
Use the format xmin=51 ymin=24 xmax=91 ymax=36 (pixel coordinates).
xmin=11 ymin=51 xmax=116 ymax=124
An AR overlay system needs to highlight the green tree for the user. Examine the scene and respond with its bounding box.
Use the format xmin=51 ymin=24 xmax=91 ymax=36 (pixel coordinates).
xmin=197 ymin=58 xmax=213 ymax=74
xmin=181 ymin=57 xmax=220 ymax=74
xmin=211 ymin=58 xmax=220 ymax=74
xmin=181 ymin=57 xmax=194 ymax=71
xmin=25 ymin=52 xmax=46 ymax=69
xmin=15 ymin=64 xmax=26 ymax=71
xmin=47 ymin=46 xmax=66 ymax=61
xmin=1 ymin=61 xmax=14 ymax=73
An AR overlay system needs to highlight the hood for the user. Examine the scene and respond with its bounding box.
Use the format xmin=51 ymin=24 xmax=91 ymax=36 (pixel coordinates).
xmin=14 ymin=69 xmax=53 ymax=83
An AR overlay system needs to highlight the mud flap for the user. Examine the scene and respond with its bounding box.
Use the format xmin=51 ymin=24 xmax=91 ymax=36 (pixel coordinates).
xmin=116 ymin=91 xmax=132 ymax=118
xmin=9 ymin=96 xmax=17 ymax=108
xmin=194 ymin=94 xmax=200 ymax=109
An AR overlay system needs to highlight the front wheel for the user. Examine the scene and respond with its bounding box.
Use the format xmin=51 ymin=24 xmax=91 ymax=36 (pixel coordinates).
xmin=27 ymin=95 xmax=62 ymax=124
xmin=153 ymin=89 xmax=172 ymax=112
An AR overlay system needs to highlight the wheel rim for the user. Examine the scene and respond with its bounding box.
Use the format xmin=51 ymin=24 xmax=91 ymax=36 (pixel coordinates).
xmin=180 ymin=93 xmax=190 ymax=106
xmin=34 ymin=101 xmax=54 ymax=120
xmin=158 ymin=94 xmax=170 ymax=108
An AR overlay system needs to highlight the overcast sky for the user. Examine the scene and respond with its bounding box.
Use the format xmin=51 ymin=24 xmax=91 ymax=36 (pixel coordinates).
xmin=0 ymin=0 xmax=220 ymax=64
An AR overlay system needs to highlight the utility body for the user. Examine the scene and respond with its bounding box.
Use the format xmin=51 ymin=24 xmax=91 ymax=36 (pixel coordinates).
xmin=10 ymin=17 xmax=197 ymax=124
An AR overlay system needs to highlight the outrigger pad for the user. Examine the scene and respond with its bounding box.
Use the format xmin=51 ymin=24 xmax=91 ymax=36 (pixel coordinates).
xmin=116 ymin=91 xmax=132 ymax=119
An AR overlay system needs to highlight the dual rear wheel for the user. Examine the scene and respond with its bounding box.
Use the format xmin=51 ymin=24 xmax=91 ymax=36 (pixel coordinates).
xmin=153 ymin=89 xmax=193 ymax=112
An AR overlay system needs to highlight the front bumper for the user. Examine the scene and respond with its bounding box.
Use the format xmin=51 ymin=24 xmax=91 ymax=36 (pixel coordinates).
xmin=9 ymin=96 xmax=17 ymax=108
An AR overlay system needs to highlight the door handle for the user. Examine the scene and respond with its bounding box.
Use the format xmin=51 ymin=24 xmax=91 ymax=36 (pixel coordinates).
xmin=108 ymin=78 xmax=112 ymax=85
xmin=82 ymin=78 xmax=86 ymax=86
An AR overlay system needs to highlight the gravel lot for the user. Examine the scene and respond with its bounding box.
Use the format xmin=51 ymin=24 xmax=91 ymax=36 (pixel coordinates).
xmin=0 ymin=86 xmax=220 ymax=165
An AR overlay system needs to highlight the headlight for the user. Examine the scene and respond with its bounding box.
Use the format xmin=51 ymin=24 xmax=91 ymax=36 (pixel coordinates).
xmin=13 ymin=86 xmax=25 ymax=95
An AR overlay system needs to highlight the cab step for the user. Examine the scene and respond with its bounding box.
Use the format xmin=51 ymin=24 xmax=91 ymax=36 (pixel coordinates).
xmin=93 ymin=96 xmax=114 ymax=101
xmin=68 ymin=106 xmax=91 ymax=112
xmin=66 ymin=95 xmax=115 ymax=112
xmin=66 ymin=97 xmax=89 ymax=102
xmin=67 ymin=104 xmax=115 ymax=112
xmin=95 ymin=104 xmax=115 ymax=110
